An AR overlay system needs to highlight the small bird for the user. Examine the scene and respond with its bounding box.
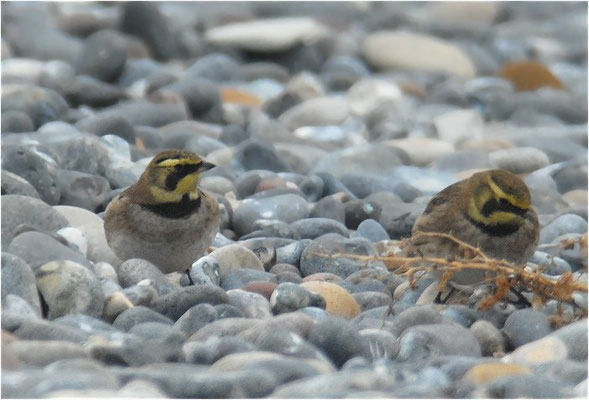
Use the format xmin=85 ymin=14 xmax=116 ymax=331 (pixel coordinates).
xmin=104 ymin=149 xmax=220 ymax=275
xmin=409 ymin=169 xmax=540 ymax=287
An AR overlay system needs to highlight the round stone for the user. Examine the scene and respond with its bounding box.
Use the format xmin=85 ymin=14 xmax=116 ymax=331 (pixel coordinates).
xmin=300 ymin=281 xmax=361 ymax=319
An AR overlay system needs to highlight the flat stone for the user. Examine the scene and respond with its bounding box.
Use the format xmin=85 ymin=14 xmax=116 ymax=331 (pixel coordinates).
xmin=464 ymin=362 xmax=532 ymax=385
xmin=300 ymin=281 xmax=360 ymax=319
xmin=363 ymin=30 xmax=476 ymax=78
xmin=205 ymin=17 xmax=328 ymax=52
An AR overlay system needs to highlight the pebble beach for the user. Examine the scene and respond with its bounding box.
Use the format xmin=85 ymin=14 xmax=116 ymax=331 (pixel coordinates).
xmin=1 ymin=1 xmax=588 ymax=398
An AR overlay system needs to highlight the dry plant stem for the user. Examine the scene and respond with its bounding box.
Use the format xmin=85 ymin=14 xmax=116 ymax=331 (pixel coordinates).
xmin=321 ymin=232 xmax=587 ymax=309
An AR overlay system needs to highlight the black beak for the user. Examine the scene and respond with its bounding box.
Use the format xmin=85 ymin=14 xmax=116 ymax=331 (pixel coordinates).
xmin=199 ymin=161 xmax=216 ymax=172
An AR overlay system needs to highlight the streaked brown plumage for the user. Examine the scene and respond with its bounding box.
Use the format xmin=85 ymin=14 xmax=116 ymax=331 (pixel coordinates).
xmin=104 ymin=150 xmax=220 ymax=274
xmin=408 ymin=169 xmax=539 ymax=285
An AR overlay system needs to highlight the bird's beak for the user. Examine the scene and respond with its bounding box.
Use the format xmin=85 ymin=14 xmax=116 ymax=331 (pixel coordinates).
xmin=198 ymin=161 xmax=216 ymax=172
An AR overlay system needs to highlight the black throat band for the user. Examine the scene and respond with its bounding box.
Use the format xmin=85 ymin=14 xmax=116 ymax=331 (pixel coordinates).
xmin=142 ymin=194 xmax=202 ymax=219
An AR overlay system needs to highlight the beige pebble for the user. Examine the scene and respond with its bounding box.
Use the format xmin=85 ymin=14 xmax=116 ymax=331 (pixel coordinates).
xmin=300 ymin=281 xmax=360 ymax=319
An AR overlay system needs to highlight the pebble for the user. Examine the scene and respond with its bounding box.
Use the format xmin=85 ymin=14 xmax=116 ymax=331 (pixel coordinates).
xmin=503 ymin=336 xmax=568 ymax=365
xmin=300 ymin=233 xmax=384 ymax=278
xmin=232 ymin=194 xmax=310 ymax=236
xmin=1 ymin=147 xmax=60 ymax=205
xmin=539 ymin=213 xmax=588 ymax=244
xmin=470 ymin=320 xmax=505 ymax=356
xmin=1 ymin=253 xmax=42 ymax=315
xmin=184 ymin=336 xmax=256 ymax=365
xmin=8 ymin=231 xmax=93 ymax=271
xmin=489 ymin=147 xmax=550 ymax=173
xmin=307 ymin=317 xmax=367 ymax=367
xmin=503 ymin=309 xmax=553 ymax=348
xmin=206 ymin=244 xmax=264 ymax=278
xmin=548 ymin=319 xmax=588 ymax=362
xmin=275 ymin=240 xmax=311 ymax=266
xmin=300 ymin=281 xmax=361 ymax=319
xmin=398 ymin=324 xmax=482 ymax=362
xmin=354 ymin=219 xmax=390 ymax=242
xmin=362 ymin=30 xmax=476 ymax=78
xmin=352 ymin=291 xmax=394 ymax=311
xmin=385 ymin=138 xmax=455 ymax=166
xmin=35 ymin=260 xmax=104 ymax=319
xmin=221 ymin=269 xmax=277 ymax=291
xmin=1 ymin=170 xmax=40 ymax=198
xmin=270 ymin=282 xmax=326 ymax=314
xmin=116 ymin=258 xmax=179 ymax=296
xmin=205 ymin=17 xmax=328 ymax=52
xmin=174 ymin=303 xmax=218 ymax=337
xmin=310 ymin=195 xmax=345 ymax=222
xmin=291 ymin=217 xmax=350 ymax=239
xmin=227 ymin=289 xmax=272 ymax=319
xmin=112 ymin=306 xmax=173 ymax=331
xmin=464 ymin=362 xmax=532 ymax=385
xmin=279 ymin=96 xmax=349 ymax=130
xmin=150 ymin=285 xmax=229 ymax=321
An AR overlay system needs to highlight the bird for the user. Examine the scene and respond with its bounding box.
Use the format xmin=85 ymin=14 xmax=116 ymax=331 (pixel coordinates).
xmin=104 ymin=149 xmax=220 ymax=276
xmin=408 ymin=169 xmax=540 ymax=287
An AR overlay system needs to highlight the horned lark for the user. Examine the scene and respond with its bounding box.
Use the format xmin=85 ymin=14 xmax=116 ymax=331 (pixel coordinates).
xmin=104 ymin=150 xmax=220 ymax=275
xmin=409 ymin=169 xmax=540 ymax=286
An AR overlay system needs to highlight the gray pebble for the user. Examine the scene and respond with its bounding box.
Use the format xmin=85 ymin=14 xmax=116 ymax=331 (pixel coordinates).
xmin=112 ymin=306 xmax=173 ymax=331
xmin=354 ymin=219 xmax=390 ymax=242
xmin=352 ymin=291 xmax=393 ymax=311
xmin=227 ymin=289 xmax=272 ymax=319
xmin=310 ymin=195 xmax=346 ymax=223
xmin=186 ymin=256 xmax=221 ymax=286
xmin=117 ymin=258 xmax=179 ymax=296
xmin=150 ymin=285 xmax=229 ymax=321
xmin=14 ymin=318 xmax=88 ymax=343
xmin=270 ymin=282 xmax=326 ymax=314
xmin=291 ymin=217 xmax=350 ymax=239
xmin=398 ymin=323 xmax=482 ymax=361
xmin=221 ymin=269 xmax=277 ymax=291
xmin=275 ymin=239 xmax=311 ymax=266
xmin=174 ymin=303 xmax=219 ymax=337
xmin=540 ymin=213 xmax=588 ymax=244
xmin=503 ymin=309 xmax=553 ymax=348
xmin=232 ymin=194 xmax=310 ymax=237
xmin=308 ymin=317 xmax=367 ymax=367
xmin=129 ymin=322 xmax=185 ymax=344
xmin=1 ymin=170 xmax=40 ymax=198
xmin=548 ymin=319 xmax=587 ymax=362
xmin=183 ymin=335 xmax=256 ymax=364
xmin=489 ymin=147 xmax=550 ymax=174
xmin=359 ymin=328 xmax=400 ymax=360
xmin=1 ymin=253 xmax=41 ymax=315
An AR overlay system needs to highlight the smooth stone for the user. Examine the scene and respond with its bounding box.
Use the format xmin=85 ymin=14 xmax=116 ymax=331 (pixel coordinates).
xmin=205 ymin=17 xmax=327 ymax=52
xmin=85 ymin=335 xmax=183 ymax=367
xmin=185 ymin=53 xmax=241 ymax=83
xmin=310 ymin=195 xmax=345 ymax=222
xmin=232 ymin=194 xmax=310 ymax=237
xmin=234 ymin=139 xmax=291 ymax=172
xmin=76 ymin=29 xmax=127 ymax=82
xmin=344 ymin=200 xmax=382 ymax=230
xmin=75 ymin=113 xmax=135 ymax=144
xmin=221 ymin=269 xmax=277 ymax=291
xmin=186 ymin=256 xmax=221 ymax=286
xmin=36 ymin=260 xmax=104 ymax=319
xmin=98 ymin=101 xmax=187 ymax=128
xmin=2 ymin=294 xmax=41 ymax=332
xmin=1 ymin=147 xmax=60 ymax=204
xmin=540 ymin=214 xmax=588 ymax=244
xmin=55 ymin=227 xmax=87 ymax=256
xmin=300 ymin=281 xmax=361 ymax=319
xmin=121 ymin=280 xmax=158 ymax=307
xmin=398 ymin=323 xmax=482 ymax=361
xmin=489 ymin=147 xmax=550 ymax=174
xmin=503 ymin=336 xmax=568 ymax=365
xmin=102 ymin=291 xmax=133 ymax=323
xmin=441 ymin=305 xmax=479 ymax=328
xmin=174 ymin=303 xmax=218 ymax=337
xmin=1 ymin=110 xmax=35 ymax=133
xmin=55 ymin=170 xmax=111 ymax=211
xmin=464 ymin=362 xmax=532 ymax=385
xmin=291 ymin=218 xmax=350 ymax=240
xmin=55 ymin=205 xmax=121 ymax=266
xmin=279 ymin=96 xmax=349 ymax=130
xmin=503 ymin=309 xmax=553 ymax=348
xmin=385 ymin=138 xmax=455 ymax=166
xmin=207 ymin=244 xmax=264 ymax=279
xmin=363 ymin=30 xmax=476 ymax=78
xmin=472 ymin=374 xmax=572 ymax=398
xmin=270 ymin=282 xmax=326 ymax=314
xmin=116 ymin=258 xmax=179 ymax=296
xmin=388 ymin=305 xmax=445 ymax=337
xmin=1 ymin=85 xmax=69 ymax=128
xmin=129 ymin=322 xmax=185 ymax=344
xmin=242 ymin=281 xmax=280 ymax=299
xmin=183 ymin=335 xmax=256 ymax=364
xmin=553 ymin=164 xmax=588 ymax=193
xmin=11 ymin=317 xmax=87 ymax=343
xmin=150 ymin=285 xmax=229 ymax=321
xmin=1 ymin=170 xmax=40 ymax=198
xmin=7 ymin=231 xmax=92 ymax=271
xmin=354 ymin=219 xmax=390 ymax=242
xmin=112 ymin=306 xmax=173 ymax=331
xmin=120 ymin=2 xmax=175 ymax=60
xmin=307 ymin=316 xmax=367 ymax=367
xmin=7 ymin=340 xmax=87 ymax=367
xmin=156 ymin=78 xmax=222 ymax=123
xmin=300 ymin=233 xmax=384 ymax=278
xmin=531 ymin=359 xmax=588 ymax=386
xmin=188 ymin=318 xmax=260 ymax=342
xmin=470 ymin=320 xmax=505 ymax=356
xmin=1 ymin=253 xmax=42 ymax=315
xmin=352 ymin=292 xmax=394 ymax=312
xmin=227 ymin=289 xmax=272 ymax=319
xmin=275 ymin=240 xmax=311 ymax=266
xmin=433 ymin=109 xmax=485 ymax=145
xmin=347 ymin=78 xmax=402 ymax=117
xmin=529 ymin=251 xmax=572 ymax=276
xmin=39 ymin=133 xmax=110 ymax=176
xmin=310 ymin=143 xmax=404 ymax=179
xmin=547 ymin=319 xmax=587 ymax=362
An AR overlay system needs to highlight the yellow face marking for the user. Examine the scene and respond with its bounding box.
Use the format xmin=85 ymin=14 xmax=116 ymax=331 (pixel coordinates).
xmin=486 ymin=175 xmax=530 ymax=210
xmin=155 ymin=158 xmax=201 ymax=168
xmin=468 ymin=198 xmax=523 ymax=226
xmin=176 ymin=174 xmax=199 ymax=195
xmin=149 ymin=185 xmax=200 ymax=202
